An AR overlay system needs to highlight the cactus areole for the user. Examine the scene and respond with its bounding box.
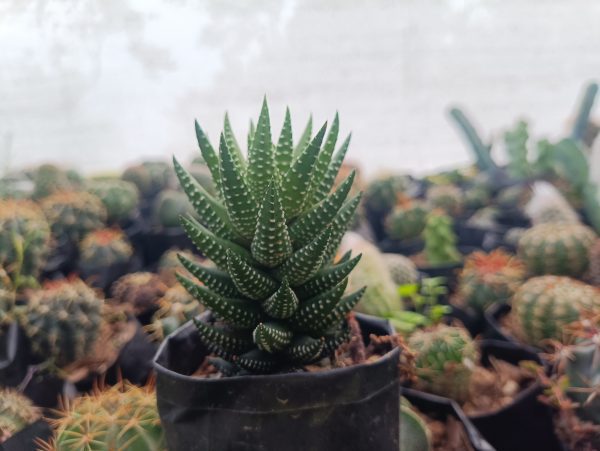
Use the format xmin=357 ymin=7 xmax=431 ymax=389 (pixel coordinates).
xmin=153 ymin=100 xmax=400 ymax=451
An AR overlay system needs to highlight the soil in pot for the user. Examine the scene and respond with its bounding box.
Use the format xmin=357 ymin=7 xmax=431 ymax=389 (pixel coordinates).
xmin=153 ymin=312 xmax=401 ymax=451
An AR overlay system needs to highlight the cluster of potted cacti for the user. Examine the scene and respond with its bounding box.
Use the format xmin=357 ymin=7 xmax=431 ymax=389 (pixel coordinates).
xmin=1 ymin=84 xmax=600 ymax=450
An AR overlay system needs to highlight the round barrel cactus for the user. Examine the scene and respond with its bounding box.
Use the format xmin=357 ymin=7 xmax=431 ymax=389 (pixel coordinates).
xmin=87 ymin=179 xmax=139 ymax=223
xmin=364 ymin=174 xmax=413 ymax=218
xmin=0 ymin=199 xmax=51 ymax=289
xmin=20 ymin=278 xmax=103 ymax=368
xmin=44 ymin=382 xmax=165 ymax=450
xmin=122 ymin=161 xmax=171 ymax=198
xmin=408 ymin=325 xmax=478 ymax=402
xmin=78 ymin=228 xmax=133 ymax=274
xmin=458 ymin=250 xmax=525 ymax=313
xmin=383 ymin=253 xmax=419 ymax=285
xmin=111 ymin=272 xmax=168 ymax=316
xmin=153 ymin=189 xmax=191 ymax=228
xmin=426 ymin=184 xmax=464 ymax=217
xmin=146 ymin=285 xmax=202 ymax=342
xmin=511 ymin=276 xmax=600 ymax=347
xmin=0 ymin=388 xmax=39 ymax=443
xmin=517 ymin=223 xmax=596 ymax=278
xmin=41 ymin=191 xmax=107 ymax=243
xmin=31 ymin=164 xmax=75 ymax=200
xmin=385 ymin=200 xmax=428 ymax=241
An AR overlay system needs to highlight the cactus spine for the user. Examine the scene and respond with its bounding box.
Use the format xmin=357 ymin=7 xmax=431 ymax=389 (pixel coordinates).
xmin=153 ymin=189 xmax=191 ymax=228
xmin=0 ymin=388 xmax=40 ymax=443
xmin=112 ymin=272 xmax=168 ymax=316
xmin=423 ymin=212 xmax=461 ymax=266
xmin=383 ymin=253 xmax=419 ymax=286
xmin=426 ymin=185 xmax=464 ymax=217
xmin=78 ymin=228 xmax=133 ymax=274
xmin=146 ymin=285 xmax=202 ymax=341
xmin=385 ymin=199 xmax=428 ymax=241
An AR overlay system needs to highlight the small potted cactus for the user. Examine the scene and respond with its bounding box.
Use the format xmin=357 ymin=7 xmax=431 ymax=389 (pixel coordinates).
xmin=153 ymin=100 xmax=400 ymax=450
xmin=0 ymin=387 xmax=52 ymax=450
xmin=111 ymin=272 xmax=168 ymax=325
xmin=381 ymin=195 xmax=429 ymax=254
xmin=87 ymin=178 xmax=140 ymax=226
xmin=426 ymin=184 xmax=465 ymax=218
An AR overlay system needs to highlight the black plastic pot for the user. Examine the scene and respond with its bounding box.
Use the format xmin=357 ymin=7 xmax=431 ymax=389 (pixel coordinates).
xmin=468 ymin=340 xmax=562 ymax=451
xmin=41 ymin=238 xmax=78 ymax=277
xmin=0 ymin=322 xmax=30 ymax=387
xmin=153 ymin=313 xmax=400 ymax=451
xmin=402 ymin=388 xmax=494 ymax=451
xmin=379 ymin=237 xmax=424 ymax=255
xmin=1 ymin=419 xmax=53 ymax=451
xmin=495 ymin=208 xmax=531 ymax=229
xmin=447 ymin=305 xmax=486 ymax=338
xmin=22 ymin=369 xmax=69 ymax=409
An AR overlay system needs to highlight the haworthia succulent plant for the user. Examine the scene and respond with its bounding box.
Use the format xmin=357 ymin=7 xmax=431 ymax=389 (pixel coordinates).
xmin=177 ymin=99 xmax=363 ymax=374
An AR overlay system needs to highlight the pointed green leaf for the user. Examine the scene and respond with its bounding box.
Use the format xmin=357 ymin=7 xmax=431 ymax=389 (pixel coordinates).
xmin=193 ymin=318 xmax=254 ymax=357
xmin=281 ymin=123 xmax=327 ymax=218
xmin=253 ymin=322 xmax=293 ymax=353
xmin=290 ymin=279 xmax=347 ymax=330
xmin=177 ymin=254 xmax=240 ymax=297
xmin=247 ymin=98 xmax=275 ymax=201
xmin=314 ymin=133 xmax=352 ymax=202
xmin=278 ymin=228 xmax=331 ymax=286
xmin=180 ymin=215 xmax=254 ymax=269
xmin=318 ymin=287 xmax=366 ymax=331
xmin=323 ymin=324 xmax=350 ymax=354
xmin=294 ymin=115 xmax=313 ymax=157
xmin=219 ymin=134 xmax=257 ymax=239
xmin=308 ymin=112 xmax=339 ymax=203
xmin=248 ymin=119 xmax=256 ymax=151
xmin=288 ymin=171 xmax=355 ymax=247
xmin=263 ymin=278 xmax=299 ymax=319
xmin=236 ymin=349 xmax=279 ymax=373
xmin=251 ymin=179 xmax=293 ymax=267
xmin=295 ymin=254 xmax=361 ymax=299
xmin=195 ymin=120 xmax=222 ymax=197
xmin=173 ymin=156 xmax=237 ymax=240
xmin=179 ymin=276 xmax=261 ymax=328
xmin=275 ymin=107 xmax=294 ymax=175
xmin=337 ymin=250 xmax=352 ymax=264
xmin=321 ymin=193 xmax=362 ymax=265
xmin=285 ymin=335 xmax=324 ymax=363
xmin=226 ymin=250 xmax=278 ymax=300
xmin=224 ymin=112 xmax=246 ymax=169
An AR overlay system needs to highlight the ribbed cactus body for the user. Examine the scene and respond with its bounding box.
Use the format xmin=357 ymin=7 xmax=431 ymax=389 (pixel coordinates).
xmin=385 ymin=201 xmax=428 ymax=241
xmin=426 ymin=185 xmax=464 ymax=217
xmin=112 ymin=272 xmax=168 ymax=315
xmin=511 ymin=276 xmax=600 ymax=347
xmin=88 ymin=179 xmax=139 ymax=223
xmin=79 ymin=229 xmax=133 ymax=274
xmin=20 ymin=279 xmax=103 ymax=367
xmin=47 ymin=382 xmax=165 ymax=451
xmin=147 ymin=285 xmax=202 ymax=341
xmin=409 ymin=325 xmax=478 ymax=402
xmin=153 ymin=189 xmax=191 ymax=228
xmin=31 ymin=164 xmax=75 ymax=200
xmin=42 ymin=191 xmax=107 ymax=243
xmin=0 ymin=199 xmax=50 ymax=288
xmin=174 ymin=100 xmax=363 ymax=373
xmin=122 ymin=161 xmax=171 ymax=198
xmin=383 ymin=253 xmax=419 ymax=285
xmin=0 ymin=388 xmax=39 ymax=442
xmin=517 ymin=223 xmax=596 ymax=278
xmin=458 ymin=250 xmax=525 ymax=313
xmin=423 ymin=212 xmax=461 ymax=266
xmin=364 ymin=175 xmax=412 ymax=217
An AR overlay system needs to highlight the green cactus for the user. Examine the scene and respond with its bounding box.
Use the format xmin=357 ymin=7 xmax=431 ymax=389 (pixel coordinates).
xmin=87 ymin=179 xmax=140 ymax=223
xmin=157 ymin=247 xmax=204 ymax=286
xmin=504 ymin=120 xmax=530 ymax=179
xmin=458 ymin=250 xmax=525 ymax=313
xmin=463 ymin=182 xmax=491 ymax=210
xmin=426 ymin=185 xmax=464 ymax=217
xmin=517 ymin=223 xmax=596 ymax=278
xmin=153 ymin=189 xmax=191 ymax=228
xmin=19 ymin=278 xmax=103 ymax=368
xmin=43 ymin=382 xmax=166 ymax=451
xmin=122 ymin=161 xmax=171 ymax=198
xmin=146 ymin=285 xmax=203 ymax=342
xmin=423 ymin=212 xmax=461 ymax=266
xmin=174 ymin=99 xmax=364 ymax=374
xmin=400 ymin=398 xmax=432 ymax=451
xmin=41 ymin=191 xmax=107 ymax=244
xmin=496 ymin=184 xmax=533 ymax=210
xmin=31 ymin=164 xmax=76 ymax=200
xmin=409 ymin=325 xmax=478 ymax=402
xmin=364 ymin=174 xmax=413 ymax=218
xmin=383 ymin=253 xmax=419 ymax=286
xmin=0 ymin=199 xmax=51 ymax=290
xmin=511 ymin=276 xmax=600 ymax=347
xmin=0 ymin=287 xmax=15 ymax=324
xmin=385 ymin=200 xmax=428 ymax=241
xmin=0 ymin=388 xmax=40 ymax=443
xmin=78 ymin=228 xmax=133 ymax=274
xmin=112 ymin=272 xmax=168 ymax=316
xmin=564 ymin=339 xmax=600 ymax=424
xmin=188 ymin=157 xmax=217 ymax=196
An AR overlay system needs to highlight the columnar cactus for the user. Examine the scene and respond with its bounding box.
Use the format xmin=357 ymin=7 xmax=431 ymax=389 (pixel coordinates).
xmin=153 ymin=189 xmax=191 ymax=228
xmin=511 ymin=276 xmax=600 ymax=347
xmin=517 ymin=223 xmax=596 ymax=278
xmin=43 ymin=382 xmax=165 ymax=451
xmin=423 ymin=212 xmax=462 ymax=266
xmin=78 ymin=228 xmax=133 ymax=274
xmin=111 ymin=272 xmax=168 ymax=316
xmin=174 ymin=99 xmax=364 ymax=373
xmin=0 ymin=388 xmax=40 ymax=443
xmin=408 ymin=325 xmax=478 ymax=402
xmin=383 ymin=253 xmax=419 ymax=286
xmin=458 ymin=250 xmax=525 ymax=313
xmin=41 ymin=191 xmax=107 ymax=243
xmin=87 ymin=179 xmax=140 ymax=223
xmin=0 ymin=199 xmax=51 ymax=289
xmin=426 ymin=185 xmax=464 ymax=217
xmin=385 ymin=199 xmax=428 ymax=241
xmin=146 ymin=285 xmax=203 ymax=342
xmin=19 ymin=279 xmax=103 ymax=367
